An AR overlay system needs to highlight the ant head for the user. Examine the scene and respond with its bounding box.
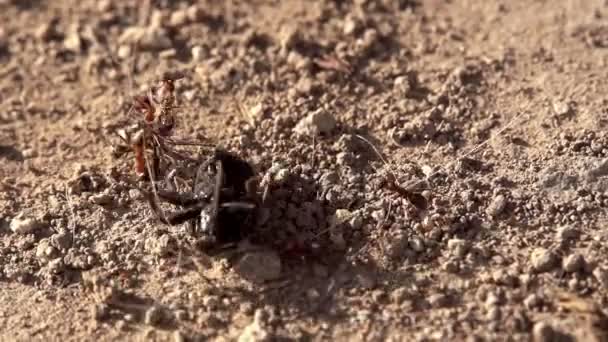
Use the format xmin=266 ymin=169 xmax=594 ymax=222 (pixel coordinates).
xmin=158 ymin=71 xmax=185 ymax=91
xmin=133 ymin=95 xmax=156 ymax=122
xmin=161 ymin=79 xmax=175 ymax=93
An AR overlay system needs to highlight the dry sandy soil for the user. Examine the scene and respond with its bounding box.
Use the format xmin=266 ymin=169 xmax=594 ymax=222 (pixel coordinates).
xmin=2 ymin=0 xmax=608 ymax=341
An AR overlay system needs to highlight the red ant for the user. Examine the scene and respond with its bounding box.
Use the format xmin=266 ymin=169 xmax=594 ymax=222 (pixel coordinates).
xmin=116 ymin=75 xmax=183 ymax=178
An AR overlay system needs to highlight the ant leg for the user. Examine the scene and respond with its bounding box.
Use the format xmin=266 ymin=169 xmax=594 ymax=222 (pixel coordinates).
xmin=156 ymin=189 xmax=204 ymax=206
xmin=133 ymin=143 xmax=145 ymax=176
xmin=220 ymin=202 xmax=256 ymax=210
xmin=163 ymin=205 xmax=205 ymax=225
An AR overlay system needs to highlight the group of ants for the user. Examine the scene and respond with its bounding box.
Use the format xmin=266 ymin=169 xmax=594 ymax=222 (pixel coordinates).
xmin=112 ymin=73 xmax=427 ymax=255
xmin=112 ymin=73 xmax=259 ymax=251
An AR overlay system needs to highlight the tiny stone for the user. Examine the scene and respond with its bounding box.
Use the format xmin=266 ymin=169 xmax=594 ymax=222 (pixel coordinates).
xmin=174 ymin=310 xmax=188 ymax=321
xmin=370 ymin=209 xmax=385 ymax=222
xmin=191 ymin=45 xmax=205 ymax=62
xmin=343 ymin=17 xmax=360 ymax=35
xmin=427 ymin=293 xmax=448 ymax=308
xmin=447 ymin=238 xmax=469 ymax=258
xmin=145 ymin=306 xmax=164 ymax=326
xmin=593 ymin=267 xmax=608 ymax=289
xmin=117 ymin=45 xmax=131 ymax=59
xmin=556 ymin=226 xmax=579 ymax=241
xmin=383 ymin=230 xmax=409 ymax=259
xmin=279 ymin=25 xmax=300 ymax=52
xmin=486 ymin=194 xmax=507 ymax=217
xmin=186 ymin=5 xmax=205 ymax=22
xmin=320 ymin=171 xmax=339 ymax=187
xmin=159 ymin=49 xmax=177 ymax=59
xmin=294 ymin=110 xmax=336 ymax=136
xmin=306 ymin=288 xmax=321 ymax=300
xmin=118 ymin=26 xmax=172 ymax=51
xmin=35 ymin=22 xmax=54 ymax=41
xmin=128 ymin=189 xmax=142 ymax=200
xmin=169 ymin=10 xmax=189 ymax=27
xmin=64 ymin=26 xmax=83 ymax=52
xmin=524 ymin=294 xmax=540 ymax=310
xmin=22 ymin=148 xmax=37 ymax=158
xmin=394 ymin=76 xmax=411 ymax=94
xmin=238 ymin=310 xmax=271 ymax=342
xmin=240 ymin=302 xmax=255 ymax=315
xmin=532 ymin=321 xmax=571 ymax=342
xmin=552 ymin=100 xmax=571 ymax=116
xmin=330 ymin=209 xmax=352 ymax=226
xmin=585 ymin=158 xmax=608 ymax=180
xmin=356 ymin=273 xmax=376 ymax=289
xmin=487 ymin=306 xmax=502 ymax=321
xmin=562 ymin=253 xmax=584 ymax=273
xmin=273 ymin=168 xmax=291 ymax=183
xmin=295 ymin=77 xmax=314 ymax=94
xmin=409 ymin=236 xmax=425 ymax=252
xmin=93 ymin=303 xmax=109 ymax=321
xmin=235 ymin=250 xmax=282 ymax=283
xmin=173 ymin=331 xmax=186 ymax=342
xmin=312 ymin=263 xmax=329 ymax=278
xmin=50 ymin=231 xmax=73 ymax=251
xmin=349 ymin=215 xmax=363 ymax=230
xmin=115 ymin=320 xmax=126 ymax=331
xmin=530 ymin=248 xmax=556 ymax=273
xmin=97 ymin=0 xmax=112 ymax=12
xmin=89 ymin=192 xmax=113 ymax=205
xmin=10 ymin=213 xmax=44 ymax=234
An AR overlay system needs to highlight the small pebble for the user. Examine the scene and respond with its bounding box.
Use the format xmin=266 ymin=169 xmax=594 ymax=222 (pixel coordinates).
xmin=273 ymin=168 xmax=291 ymax=183
xmin=556 ymin=226 xmax=579 ymax=241
xmin=64 ymin=25 xmax=82 ymax=52
xmin=532 ymin=321 xmax=570 ymax=342
xmin=238 ymin=309 xmax=271 ymax=342
xmin=93 ymin=303 xmax=109 ymax=321
xmin=562 ymin=253 xmax=584 ymax=273
xmin=173 ymin=331 xmax=186 ymax=342
xmin=117 ymin=44 xmax=131 ymax=59
xmin=523 ymin=293 xmax=541 ymax=310
xmin=169 ymin=10 xmax=189 ymax=27
xmin=486 ymin=194 xmax=507 ymax=217
xmin=10 ymin=213 xmax=44 ymax=234
xmin=343 ymin=17 xmax=360 ymax=35
xmin=145 ymin=306 xmax=164 ymax=326
xmin=356 ymin=272 xmax=376 ymax=289
xmin=50 ymin=231 xmax=73 ymax=251
xmin=447 ymin=238 xmax=469 ymax=258
xmin=187 ymin=5 xmax=205 ymax=22
xmin=235 ymin=250 xmax=282 ymax=283
xmin=294 ymin=109 xmax=336 ymax=136
xmin=89 ymin=192 xmax=113 ymax=205
xmin=191 ymin=45 xmax=205 ymax=62
xmin=552 ymin=100 xmax=571 ymax=116
xmin=35 ymin=22 xmax=55 ymax=41
xmin=593 ymin=267 xmax=608 ymax=289
xmin=530 ymin=248 xmax=556 ymax=273
xmin=409 ymin=237 xmax=425 ymax=252
xmin=394 ymin=75 xmax=411 ymax=94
